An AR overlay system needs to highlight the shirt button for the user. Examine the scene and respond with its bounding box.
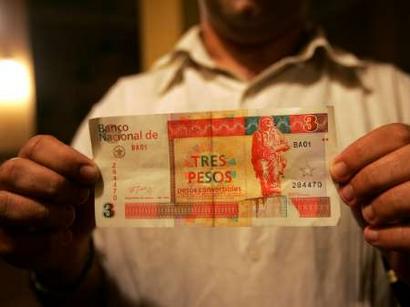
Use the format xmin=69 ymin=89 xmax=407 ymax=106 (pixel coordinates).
xmin=248 ymin=248 xmax=261 ymax=262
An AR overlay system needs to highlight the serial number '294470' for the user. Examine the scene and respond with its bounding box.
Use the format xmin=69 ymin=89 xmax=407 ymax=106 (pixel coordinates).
xmin=292 ymin=181 xmax=323 ymax=189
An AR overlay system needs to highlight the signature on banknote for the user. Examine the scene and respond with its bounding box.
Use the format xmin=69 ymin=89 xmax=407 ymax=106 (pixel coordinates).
xmin=128 ymin=185 xmax=153 ymax=195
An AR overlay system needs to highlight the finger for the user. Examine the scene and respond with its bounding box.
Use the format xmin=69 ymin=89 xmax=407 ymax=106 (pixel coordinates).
xmin=331 ymin=123 xmax=410 ymax=183
xmin=338 ymin=144 xmax=410 ymax=205
xmin=364 ymin=225 xmax=410 ymax=252
xmin=0 ymin=228 xmax=72 ymax=270
xmin=0 ymin=191 xmax=75 ymax=229
xmin=362 ymin=181 xmax=410 ymax=225
xmin=18 ymin=135 xmax=99 ymax=184
xmin=0 ymin=157 xmax=90 ymax=205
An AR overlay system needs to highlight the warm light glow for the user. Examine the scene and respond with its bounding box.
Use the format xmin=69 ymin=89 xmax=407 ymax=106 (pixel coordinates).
xmin=0 ymin=59 xmax=31 ymax=103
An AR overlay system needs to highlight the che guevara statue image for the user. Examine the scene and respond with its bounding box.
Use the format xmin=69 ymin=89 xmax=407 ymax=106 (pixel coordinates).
xmin=251 ymin=116 xmax=290 ymax=197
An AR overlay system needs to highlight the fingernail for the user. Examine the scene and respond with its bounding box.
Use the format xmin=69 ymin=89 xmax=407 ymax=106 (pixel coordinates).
xmin=340 ymin=184 xmax=355 ymax=203
xmin=363 ymin=205 xmax=376 ymax=224
xmin=80 ymin=165 xmax=100 ymax=182
xmin=331 ymin=160 xmax=348 ymax=181
xmin=364 ymin=227 xmax=379 ymax=243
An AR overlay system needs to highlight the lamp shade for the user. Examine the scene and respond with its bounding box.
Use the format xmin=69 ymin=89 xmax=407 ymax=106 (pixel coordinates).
xmin=0 ymin=0 xmax=35 ymax=156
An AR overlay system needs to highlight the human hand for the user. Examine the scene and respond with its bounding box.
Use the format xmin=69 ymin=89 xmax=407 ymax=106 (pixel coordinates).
xmin=330 ymin=123 xmax=410 ymax=283
xmin=0 ymin=135 xmax=100 ymax=285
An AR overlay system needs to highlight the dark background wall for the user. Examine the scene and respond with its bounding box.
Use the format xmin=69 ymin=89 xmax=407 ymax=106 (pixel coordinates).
xmin=28 ymin=0 xmax=140 ymax=144
xmin=316 ymin=0 xmax=410 ymax=72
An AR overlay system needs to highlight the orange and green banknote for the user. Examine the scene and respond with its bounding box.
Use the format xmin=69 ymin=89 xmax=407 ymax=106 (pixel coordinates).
xmin=89 ymin=107 xmax=340 ymax=227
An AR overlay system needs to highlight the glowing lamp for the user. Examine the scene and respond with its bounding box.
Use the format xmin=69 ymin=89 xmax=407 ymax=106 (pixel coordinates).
xmin=0 ymin=59 xmax=31 ymax=103
xmin=0 ymin=57 xmax=35 ymax=154
xmin=0 ymin=0 xmax=35 ymax=156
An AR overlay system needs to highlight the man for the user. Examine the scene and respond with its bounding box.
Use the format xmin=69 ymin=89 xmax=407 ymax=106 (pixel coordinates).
xmin=0 ymin=0 xmax=410 ymax=306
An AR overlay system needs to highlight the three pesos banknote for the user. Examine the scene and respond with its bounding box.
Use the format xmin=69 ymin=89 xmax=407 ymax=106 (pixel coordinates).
xmin=89 ymin=107 xmax=340 ymax=227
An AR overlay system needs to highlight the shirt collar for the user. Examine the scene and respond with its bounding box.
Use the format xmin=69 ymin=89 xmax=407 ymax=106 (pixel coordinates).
xmin=153 ymin=26 xmax=369 ymax=95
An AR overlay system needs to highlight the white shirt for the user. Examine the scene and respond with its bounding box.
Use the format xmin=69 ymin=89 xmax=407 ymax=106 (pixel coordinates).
xmin=72 ymin=27 xmax=410 ymax=307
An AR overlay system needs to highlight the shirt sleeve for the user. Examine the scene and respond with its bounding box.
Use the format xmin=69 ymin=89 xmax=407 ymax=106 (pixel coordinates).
xmin=393 ymin=68 xmax=410 ymax=123
xmin=70 ymin=80 xmax=139 ymax=305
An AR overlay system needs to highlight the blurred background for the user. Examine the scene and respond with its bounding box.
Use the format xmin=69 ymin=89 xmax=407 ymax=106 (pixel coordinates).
xmin=0 ymin=0 xmax=409 ymax=305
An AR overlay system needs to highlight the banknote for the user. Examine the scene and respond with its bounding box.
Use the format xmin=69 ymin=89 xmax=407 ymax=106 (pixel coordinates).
xmin=89 ymin=107 xmax=340 ymax=227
